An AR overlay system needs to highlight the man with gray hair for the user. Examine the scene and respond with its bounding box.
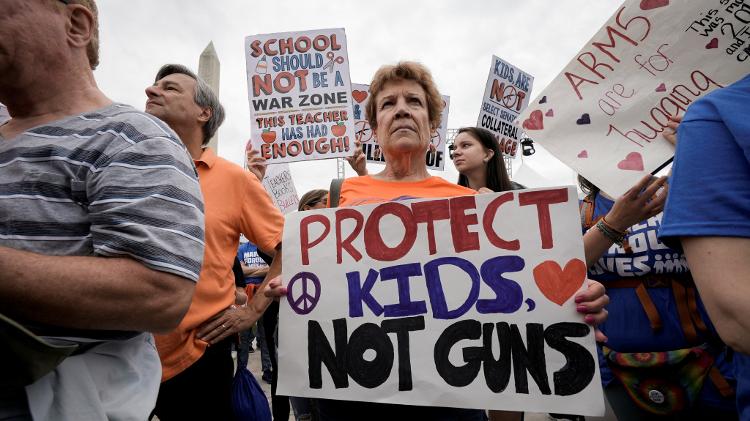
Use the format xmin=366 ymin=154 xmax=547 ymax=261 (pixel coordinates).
xmin=144 ymin=64 xmax=285 ymax=420
xmin=0 ymin=1 xmax=204 ymax=420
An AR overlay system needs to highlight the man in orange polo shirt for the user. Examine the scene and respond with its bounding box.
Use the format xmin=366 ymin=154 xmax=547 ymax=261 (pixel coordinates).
xmin=144 ymin=63 xmax=284 ymax=420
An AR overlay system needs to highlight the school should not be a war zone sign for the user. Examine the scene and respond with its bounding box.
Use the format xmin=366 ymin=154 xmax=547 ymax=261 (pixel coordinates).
xmin=278 ymin=187 xmax=605 ymax=415
xmin=245 ymin=28 xmax=356 ymax=164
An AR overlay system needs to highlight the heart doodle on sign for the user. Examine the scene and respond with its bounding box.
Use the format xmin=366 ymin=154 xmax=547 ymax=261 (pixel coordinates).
xmin=577 ymin=150 xmax=588 ymax=158
xmin=655 ymin=83 xmax=666 ymax=92
xmin=522 ymin=110 xmax=544 ymax=130
xmin=539 ymin=96 xmax=547 ymax=104
xmin=640 ymin=0 xmax=669 ymax=10
xmin=617 ymin=152 xmax=644 ymax=171
xmin=533 ymin=259 xmax=586 ymax=306
xmin=576 ymin=113 xmax=591 ymax=125
xmin=352 ymin=90 xmax=368 ymax=103
xmin=706 ymin=38 xmax=719 ymax=49
xmin=546 ymin=109 xmax=554 ymax=117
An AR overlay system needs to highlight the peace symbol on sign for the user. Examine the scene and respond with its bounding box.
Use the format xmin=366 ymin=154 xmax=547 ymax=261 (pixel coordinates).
xmin=286 ymin=271 xmax=321 ymax=315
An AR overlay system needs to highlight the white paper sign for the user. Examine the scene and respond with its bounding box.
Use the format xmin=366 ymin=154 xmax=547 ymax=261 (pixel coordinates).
xmin=245 ymin=28 xmax=356 ymax=164
xmin=279 ymin=187 xmax=604 ymax=416
xmin=351 ymin=83 xmax=450 ymax=170
xmin=0 ymin=103 xmax=9 ymax=124
xmin=517 ymin=0 xmax=750 ymax=197
xmin=477 ymin=56 xmax=535 ymax=159
xmin=261 ymin=163 xmax=299 ymax=214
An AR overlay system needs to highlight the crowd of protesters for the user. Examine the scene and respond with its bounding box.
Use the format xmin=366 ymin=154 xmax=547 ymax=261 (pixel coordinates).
xmin=0 ymin=1 xmax=748 ymax=420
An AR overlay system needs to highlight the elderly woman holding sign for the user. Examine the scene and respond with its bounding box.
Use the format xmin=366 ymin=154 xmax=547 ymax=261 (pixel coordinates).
xmin=267 ymin=61 xmax=608 ymax=420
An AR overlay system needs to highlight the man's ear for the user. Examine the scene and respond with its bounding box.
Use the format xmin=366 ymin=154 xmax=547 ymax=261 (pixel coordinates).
xmin=66 ymin=4 xmax=95 ymax=50
xmin=198 ymin=107 xmax=212 ymax=123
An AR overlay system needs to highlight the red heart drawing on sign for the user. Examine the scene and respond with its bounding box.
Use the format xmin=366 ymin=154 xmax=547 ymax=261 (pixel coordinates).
xmin=352 ymin=90 xmax=368 ymax=103
xmin=617 ymin=152 xmax=644 ymax=171
xmin=640 ymin=0 xmax=669 ymax=10
xmin=546 ymin=109 xmax=554 ymax=117
xmin=533 ymin=259 xmax=586 ymax=306
xmin=655 ymin=83 xmax=666 ymax=92
xmin=522 ymin=110 xmax=544 ymax=130
xmin=577 ymin=150 xmax=588 ymax=158
xmin=706 ymin=38 xmax=719 ymax=49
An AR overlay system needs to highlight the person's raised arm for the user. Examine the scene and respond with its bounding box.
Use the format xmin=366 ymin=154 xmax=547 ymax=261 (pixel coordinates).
xmin=582 ymin=175 xmax=667 ymax=267
xmin=346 ymin=138 xmax=368 ymax=176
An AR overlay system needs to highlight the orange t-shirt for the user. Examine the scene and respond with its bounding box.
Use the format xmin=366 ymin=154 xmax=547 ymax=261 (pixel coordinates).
xmin=155 ymin=148 xmax=284 ymax=381
xmin=336 ymin=175 xmax=477 ymax=207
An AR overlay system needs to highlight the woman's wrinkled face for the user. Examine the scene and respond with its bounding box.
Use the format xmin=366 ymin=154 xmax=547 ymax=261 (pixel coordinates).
xmin=373 ymin=79 xmax=432 ymax=156
xmin=451 ymin=132 xmax=493 ymax=174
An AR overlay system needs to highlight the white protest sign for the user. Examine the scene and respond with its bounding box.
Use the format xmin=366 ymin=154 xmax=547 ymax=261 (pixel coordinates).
xmin=261 ymin=163 xmax=299 ymax=214
xmin=517 ymin=0 xmax=750 ymax=197
xmin=477 ymin=56 xmax=535 ymax=159
xmin=245 ymin=28 xmax=356 ymax=164
xmin=0 ymin=103 xmax=9 ymax=124
xmin=351 ymin=83 xmax=450 ymax=170
xmin=278 ymin=187 xmax=604 ymax=416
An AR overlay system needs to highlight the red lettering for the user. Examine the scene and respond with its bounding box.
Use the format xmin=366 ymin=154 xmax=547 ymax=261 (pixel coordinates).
xmin=260 ymin=143 xmax=271 ymax=160
xmin=565 ymin=72 xmax=600 ymax=101
xmin=312 ymin=34 xmax=330 ymax=50
xmin=330 ymin=33 xmax=342 ymax=51
xmin=263 ymin=38 xmax=278 ymax=56
xmin=278 ymin=37 xmax=294 ymax=55
xmin=577 ymin=52 xmax=614 ymax=79
xmin=335 ymin=209 xmax=363 ymax=263
xmin=490 ymin=80 xmax=505 ymax=102
xmin=411 ymin=199 xmax=450 ymax=255
xmin=250 ymin=40 xmax=263 ymax=58
xmin=315 ymin=138 xmax=330 ymax=154
xmin=482 ymin=193 xmax=520 ymax=251
xmin=592 ymin=25 xmax=638 ymax=63
xmin=518 ymin=189 xmax=568 ymax=249
xmin=615 ymin=7 xmax=651 ymax=42
xmin=300 ymin=215 xmax=331 ymax=265
xmin=294 ymin=36 xmax=311 ymax=53
xmin=252 ymin=74 xmax=272 ymax=97
xmin=449 ymin=196 xmax=480 ymax=253
xmin=364 ymin=203 xmax=417 ymax=261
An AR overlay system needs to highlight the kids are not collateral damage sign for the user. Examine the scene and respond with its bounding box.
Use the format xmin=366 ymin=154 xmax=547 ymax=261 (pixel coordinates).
xmin=351 ymin=83 xmax=451 ymax=171
xmin=246 ymin=28 xmax=356 ymax=164
xmin=517 ymin=0 xmax=750 ymax=197
xmin=477 ymin=56 xmax=534 ymax=159
xmin=278 ymin=188 xmax=605 ymax=415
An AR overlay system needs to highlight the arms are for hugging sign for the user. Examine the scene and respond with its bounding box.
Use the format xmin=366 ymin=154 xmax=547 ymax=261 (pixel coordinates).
xmin=517 ymin=0 xmax=750 ymax=197
xmin=278 ymin=187 xmax=604 ymax=415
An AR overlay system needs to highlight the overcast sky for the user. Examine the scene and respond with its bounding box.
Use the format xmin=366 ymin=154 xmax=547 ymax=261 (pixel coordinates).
xmin=94 ymin=0 xmax=621 ymax=195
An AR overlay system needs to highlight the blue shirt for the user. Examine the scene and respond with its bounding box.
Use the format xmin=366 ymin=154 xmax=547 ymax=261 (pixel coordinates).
xmin=237 ymin=241 xmax=269 ymax=285
xmin=660 ymin=74 xmax=750 ymax=419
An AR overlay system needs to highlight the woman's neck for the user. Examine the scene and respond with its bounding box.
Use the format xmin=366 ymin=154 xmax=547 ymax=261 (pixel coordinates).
xmin=375 ymin=150 xmax=430 ymax=182
xmin=464 ymin=168 xmax=488 ymax=191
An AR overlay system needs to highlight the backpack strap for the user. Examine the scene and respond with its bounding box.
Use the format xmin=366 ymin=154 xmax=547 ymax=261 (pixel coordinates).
xmin=328 ymin=178 xmax=344 ymax=208
xmin=579 ymin=195 xmax=596 ymax=229
xmin=609 ymin=275 xmax=711 ymax=341
xmin=709 ymin=366 xmax=736 ymax=398
xmin=635 ymin=283 xmax=664 ymax=331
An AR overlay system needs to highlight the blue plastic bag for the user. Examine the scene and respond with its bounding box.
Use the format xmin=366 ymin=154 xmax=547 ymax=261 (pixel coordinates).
xmin=231 ymin=365 xmax=272 ymax=421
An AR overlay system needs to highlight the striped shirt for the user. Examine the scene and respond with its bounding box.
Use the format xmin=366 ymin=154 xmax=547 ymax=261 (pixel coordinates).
xmin=0 ymin=103 xmax=205 ymax=335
